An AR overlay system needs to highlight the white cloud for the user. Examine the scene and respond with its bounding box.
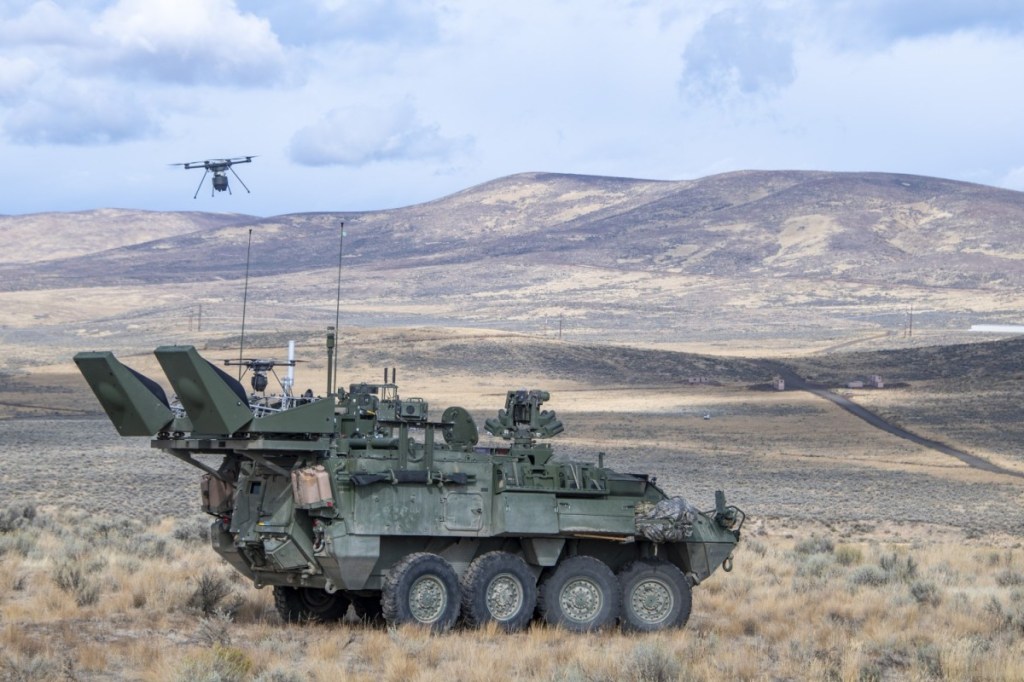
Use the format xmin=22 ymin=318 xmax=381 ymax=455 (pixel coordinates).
xmin=0 ymin=57 xmax=41 ymax=103
xmin=289 ymin=98 xmax=471 ymax=167
xmin=4 ymin=82 xmax=157 ymax=145
xmin=91 ymin=0 xmax=287 ymax=85
xmin=0 ymin=1 xmax=91 ymax=46
xmin=681 ymin=5 xmax=798 ymax=101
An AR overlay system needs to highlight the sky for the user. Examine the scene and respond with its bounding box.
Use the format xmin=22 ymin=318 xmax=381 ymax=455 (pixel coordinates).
xmin=1 ymin=0 xmax=1023 ymax=216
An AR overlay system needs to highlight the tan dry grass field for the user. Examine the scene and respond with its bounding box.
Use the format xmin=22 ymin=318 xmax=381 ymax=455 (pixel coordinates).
xmin=2 ymin=503 xmax=1023 ymax=681
xmin=2 ymin=349 xmax=1024 ymax=680
xmin=5 ymin=170 xmax=1024 ymax=679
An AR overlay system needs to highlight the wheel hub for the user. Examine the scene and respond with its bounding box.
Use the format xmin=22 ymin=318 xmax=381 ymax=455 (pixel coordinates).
xmin=560 ymin=578 xmax=602 ymax=622
xmin=486 ymin=572 xmax=524 ymax=620
xmin=631 ymin=578 xmax=673 ymax=623
xmin=409 ymin=575 xmax=447 ymax=623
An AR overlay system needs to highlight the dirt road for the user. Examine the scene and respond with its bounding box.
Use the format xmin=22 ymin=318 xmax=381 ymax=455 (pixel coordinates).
xmin=772 ymin=365 xmax=1024 ymax=479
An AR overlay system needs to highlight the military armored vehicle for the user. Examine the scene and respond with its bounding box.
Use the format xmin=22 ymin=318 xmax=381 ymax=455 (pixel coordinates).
xmin=74 ymin=331 xmax=742 ymax=632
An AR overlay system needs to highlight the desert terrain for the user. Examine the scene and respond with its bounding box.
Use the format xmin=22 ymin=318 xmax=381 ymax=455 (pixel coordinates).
xmin=2 ymin=170 xmax=1024 ymax=680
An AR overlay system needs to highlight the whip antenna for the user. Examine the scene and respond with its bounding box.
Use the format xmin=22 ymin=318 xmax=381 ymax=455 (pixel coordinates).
xmin=332 ymin=222 xmax=345 ymax=393
xmin=238 ymin=228 xmax=253 ymax=380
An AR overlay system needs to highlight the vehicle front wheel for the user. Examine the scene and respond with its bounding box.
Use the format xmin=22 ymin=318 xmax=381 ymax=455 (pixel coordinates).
xmin=461 ymin=551 xmax=537 ymax=631
xmin=382 ymin=553 xmax=461 ymax=631
xmin=538 ymin=556 xmax=619 ymax=631
xmin=617 ymin=559 xmax=692 ymax=631
xmin=273 ymin=586 xmax=350 ymax=624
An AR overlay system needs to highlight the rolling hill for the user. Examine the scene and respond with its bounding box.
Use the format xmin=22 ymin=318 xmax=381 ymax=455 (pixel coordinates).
xmin=3 ymin=169 xmax=1024 ymax=377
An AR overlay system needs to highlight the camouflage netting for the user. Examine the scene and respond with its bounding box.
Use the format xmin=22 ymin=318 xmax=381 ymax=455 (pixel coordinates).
xmin=634 ymin=497 xmax=701 ymax=543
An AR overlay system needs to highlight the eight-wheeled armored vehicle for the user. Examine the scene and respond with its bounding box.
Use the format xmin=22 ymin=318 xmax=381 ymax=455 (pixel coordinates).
xmin=75 ymin=332 xmax=742 ymax=632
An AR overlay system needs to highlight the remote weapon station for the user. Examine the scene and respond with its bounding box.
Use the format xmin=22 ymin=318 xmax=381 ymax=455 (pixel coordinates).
xmin=76 ymin=327 xmax=741 ymax=633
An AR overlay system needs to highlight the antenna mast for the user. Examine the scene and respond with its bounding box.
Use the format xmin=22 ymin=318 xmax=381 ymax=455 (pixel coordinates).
xmin=238 ymin=228 xmax=253 ymax=380
xmin=332 ymin=222 xmax=345 ymax=393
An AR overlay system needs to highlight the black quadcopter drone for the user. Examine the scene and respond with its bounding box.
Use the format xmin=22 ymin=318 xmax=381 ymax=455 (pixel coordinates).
xmin=223 ymin=357 xmax=297 ymax=394
xmin=171 ymin=156 xmax=255 ymax=198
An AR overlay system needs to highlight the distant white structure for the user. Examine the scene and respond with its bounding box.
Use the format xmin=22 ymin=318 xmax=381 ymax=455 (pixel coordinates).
xmin=970 ymin=325 xmax=1024 ymax=333
xmin=847 ymin=380 xmax=864 ymax=389
xmin=772 ymin=376 xmax=785 ymax=391
xmin=869 ymin=375 xmax=884 ymax=388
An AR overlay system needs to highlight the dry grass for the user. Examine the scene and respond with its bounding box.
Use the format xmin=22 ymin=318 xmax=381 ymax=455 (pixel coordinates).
xmin=2 ymin=504 xmax=1023 ymax=680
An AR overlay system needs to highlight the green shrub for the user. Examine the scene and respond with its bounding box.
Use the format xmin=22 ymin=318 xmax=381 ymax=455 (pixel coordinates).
xmin=909 ymin=580 xmax=941 ymax=607
xmin=0 ymin=505 xmax=37 ymax=534
xmin=794 ymin=535 xmax=835 ymax=555
xmin=188 ymin=572 xmax=234 ymax=616
xmin=52 ymin=559 xmax=100 ymax=607
xmin=879 ymin=553 xmax=917 ymax=583
xmin=848 ymin=565 xmax=888 ymax=587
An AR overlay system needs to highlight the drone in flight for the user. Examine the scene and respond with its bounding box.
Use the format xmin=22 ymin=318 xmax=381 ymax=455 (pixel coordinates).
xmin=171 ymin=156 xmax=255 ymax=198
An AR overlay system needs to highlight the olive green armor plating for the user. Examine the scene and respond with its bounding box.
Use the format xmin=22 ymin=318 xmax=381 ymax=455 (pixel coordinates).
xmin=75 ymin=341 xmax=743 ymax=632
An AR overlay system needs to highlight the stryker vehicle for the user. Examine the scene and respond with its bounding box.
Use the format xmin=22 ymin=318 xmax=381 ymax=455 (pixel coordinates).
xmin=74 ymin=331 xmax=742 ymax=632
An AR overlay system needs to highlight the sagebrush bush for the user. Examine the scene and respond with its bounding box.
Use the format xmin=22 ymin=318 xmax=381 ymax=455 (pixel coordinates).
xmin=909 ymin=580 xmax=942 ymax=607
xmin=0 ymin=504 xmax=37 ymax=534
xmin=188 ymin=571 xmax=235 ymax=616
xmin=995 ymin=569 xmax=1024 ymax=587
xmin=627 ymin=641 xmax=680 ymax=682
xmin=173 ymin=518 xmax=210 ymax=544
xmin=848 ymin=564 xmax=889 ymax=587
xmin=793 ymin=534 xmax=834 ymax=555
xmin=879 ymin=553 xmax=917 ymax=582
xmin=52 ymin=558 xmax=101 ymax=607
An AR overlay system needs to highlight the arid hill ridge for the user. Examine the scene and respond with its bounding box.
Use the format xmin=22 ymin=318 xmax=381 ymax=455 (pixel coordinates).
xmin=3 ymin=170 xmax=1024 ymax=291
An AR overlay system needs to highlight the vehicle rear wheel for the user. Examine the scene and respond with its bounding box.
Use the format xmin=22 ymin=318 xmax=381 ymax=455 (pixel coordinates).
xmin=273 ymin=586 xmax=350 ymax=623
xmin=461 ymin=551 xmax=537 ymax=631
xmin=617 ymin=559 xmax=692 ymax=631
xmin=382 ymin=552 xmax=461 ymax=631
xmin=538 ymin=556 xmax=619 ymax=631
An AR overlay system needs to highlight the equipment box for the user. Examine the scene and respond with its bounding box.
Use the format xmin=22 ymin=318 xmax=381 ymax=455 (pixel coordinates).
xmin=201 ymin=474 xmax=236 ymax=515
xmin=291 ymin=465 xmax=334 ymax=509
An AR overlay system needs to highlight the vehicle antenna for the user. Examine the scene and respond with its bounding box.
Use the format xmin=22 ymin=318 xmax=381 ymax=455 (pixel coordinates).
xmin=238 ymin=228 xmax=253 ymax=380
xmin=332 ymin=222 xmax=345 ymax=393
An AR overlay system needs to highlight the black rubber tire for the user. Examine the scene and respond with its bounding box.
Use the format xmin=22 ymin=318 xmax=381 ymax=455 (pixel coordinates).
xmin=350 ymin=593 xmax=384 ymax=625
xmin=460 ymin=551 xmax=537 ymax=631
xmin=273 ymin=586 xmax=350 ymax=624
xmin=538 ymin=556 xmax=619 ymax=632
xmin=381 ymin=552 xmax=461 ymax=632
xmin=617 ymin=559 xmax=692 ymax=632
